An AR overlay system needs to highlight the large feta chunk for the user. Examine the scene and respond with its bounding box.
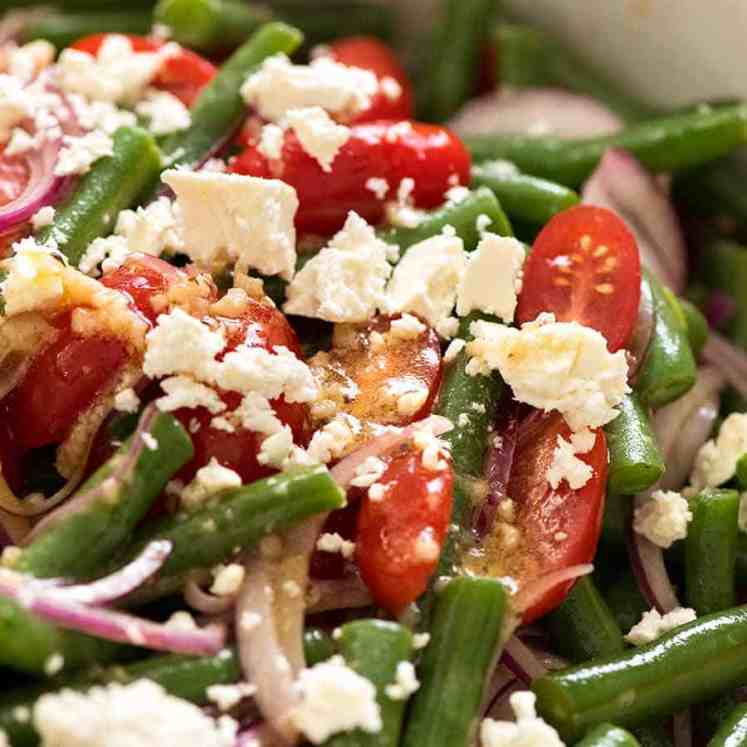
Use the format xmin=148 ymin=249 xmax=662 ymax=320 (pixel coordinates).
xmin=162 ymin=170 xmax=298 ymax=280
xmin=690 ymin=412 xmax=747 ymax=491
xmin=285 ymin=106 xmax=350 ymax=171
xmin=466 ymin=313 xmax=629 ymax=431
xmin=385 ymin=233 xmax=467 ymax=327
xmin=625 ymin=607 xmax=697 ymax=646
xmin=456 ymin=234 xmax=524 ymax=322
xmin=284 ymin=211 xmax=392 ymax=322
xmin=480 ymin=691 xmax=564 ymax=747
xmin=633 ymin=489 xmax=692 ymax=548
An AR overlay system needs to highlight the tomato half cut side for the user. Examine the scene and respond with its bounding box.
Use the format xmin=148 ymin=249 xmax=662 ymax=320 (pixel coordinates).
xmin=516 ymin=205 xmax=641 ymax=352
xmin=356 ymin=444 xmax=453 ymax=614
xmin=464 ymin=410 xmax=607 ymax=623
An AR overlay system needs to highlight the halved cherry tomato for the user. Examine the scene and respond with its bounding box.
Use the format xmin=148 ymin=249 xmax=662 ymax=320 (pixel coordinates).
xmin=230 ymin=120 xmax=470 ymax=235
xmin=465 ymin=411 xmax=607 ymax=623
xmin=324 ymin=37 xmax=414 ymax=122
xmin=516 ymin=205 xmax=641 ymax=352
xmin=309 ymin=315 xmax=442 ymax=427
xmin=356 ymin=444 xmax=453 ymax=614
xmin=70 ymin=34 xmax=216 ymax=107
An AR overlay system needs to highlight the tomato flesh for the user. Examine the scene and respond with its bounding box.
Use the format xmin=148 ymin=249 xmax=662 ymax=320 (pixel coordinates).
xmin=516 ymin=205 xmax=641 ymax=352
xmin=466 ymin=411 xmax=607 ymax=623
xmin=231 ymin=120 xmax=470 ymax=235
xmin=309 ymin=315 xmax=442 ymax=427
xmin=356 ymin=445 xmax=453 ymax=613
xmin=325 ymin=37 xmax=414 ymax=122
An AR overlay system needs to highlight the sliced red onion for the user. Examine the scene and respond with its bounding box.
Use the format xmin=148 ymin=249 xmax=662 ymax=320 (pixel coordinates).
xmin=483 ymin=666 xmax=520 ymax=719
xmin=702 ymin=330 xmax=747 ymax=400
xmin=0 ymin=568 xmax=224 ymax=655
xmin=512 ymin=564 xmax=593 ymax=617
xmin=627 ymin=279 xmax=656 ymax=382
xmin=582 ymin=148 xmax=688 ymax=294
xmin=307 ymin=575 xmax=372 ymax=614
xmin=52 ymin=540 xmax=171 ymax=605
xmin=185 ymin=576 xmax=236 ymax=615
xmin=449 ymin=87 xmax=622 ymax=139
xmin=705 ymin=291 xmax=737 ymax=330
xmin=673 ymin=710 xmax=692 ymax=747
xmin=501 ymin=636 xmax=548 ymax=684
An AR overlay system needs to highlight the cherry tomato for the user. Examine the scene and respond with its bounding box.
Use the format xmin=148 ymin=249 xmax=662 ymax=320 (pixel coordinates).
xmin=70 ymin=34 xmax=216 ymax=107
xmin=356 ymin=444 xmax=454 ymax=614
xmin=516 ymin=205 xmax=641 ymax=352
xmin=309 ymin=316 xmax=442 ymax=427
xmin=324 ymin=37 xmax=414 ymax=122
xmin=466 ymin=411 xmax=607 ymax=623
xmin=231 ymin=120 xmax=470 ymax=235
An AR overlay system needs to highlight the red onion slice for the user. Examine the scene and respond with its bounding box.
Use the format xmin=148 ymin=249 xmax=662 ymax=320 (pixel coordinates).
xmin=673 ymin=710 xmax=693 ymax=747
xmin=185 ymin=576 xmax=236 ymax=615
xmin=702 ymin=330 xmax=747 ymax=400
xmin=627 ymin=278 xmax=656 ymax=382
xmin=501 ymin=636 xmax=548 ymax=684
xmin=582 ymin=148 xmax=688 ymax=294
xmin=449 ymin=87 xmax=622 ymax=139
xmin=512 ymin=564 xmax=593 ymax=617
xmin=307 ymin=575 xmax=372 ymax=614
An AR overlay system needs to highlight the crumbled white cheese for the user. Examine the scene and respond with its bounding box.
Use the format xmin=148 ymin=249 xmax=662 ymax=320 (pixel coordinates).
xmin=257 ymin=123 xmax=285 ymax=160
xmin=0 ymin=74 xmax=34 ymax=143
xmin=445 ymin=185 xmax=470 ymax=204
xmin=436 ymin=316 xmax=459 ymax=339
xmin=33 ymin=679 xmax=237 ymax=747
xmin=44 ymin=653 xmax=64 ymax=677
xmin=54 ymin=130 xmax=113 ymax=176
xmin=165 ymin=611 xmax=197 ymax=631
xmin=385 ymin=234 xmax=467 ymax=327
xmin=690 ymin=412 xmax=747 ymax=492
xmin=163 ymin=169 xmax=298 ymax=280
xmin=284 ymin=211 xmax=392 ymax=322
xmin=306 ymin=414 xmax=361 ymax=464
xmin=241 ymin=53 xmax=379 ymax=121
xmin=113 ymin=387 xmax=140 ymax=414
xmin=290 ymin=655 xmax=382 ymax=744
xmin=546 ymin=429 xmax=595 ymax=490
xmin=456 ymin=234 xmax=525 ymax=322
xmin=5 ymin=126 xmax=36 ymax=156
xmin=286 ymin=106 xmax=350 ymax=172
xmin=316 ymin=532 xmax=356 ymax=559
xmin=444 ymin=338 xmax=466 ymax=363
xmin=8 ymin=40 xmax=55 ymax=82
xmin=412 ymin=427 xmax=450 ymax=472
xmin=67 ymin=95 xmax=137 ymax=135
xmin=413 ymin=633 xmax=430 ymax=649
xmin=135 ymin=89 xmax=190 ymax=135
xmin=206 ymin=683 xmax=257 ymax=712
xmin=181 ymin=458 xmax=242 ymax=510
xmin=625 ymin=607 xmax=697 ymax=646
xmin=384 ymin=661 xmax=419 ymax=701
xmin=350 ymin=456 xmax=388 ymax=488
xmin=466 ymin=313 xmax=629 ymax=431
xmin=380 ymin=76 xmax=402 ymax=101
xmin=365 ymin=177 xmax=389 ymax=200
xmin=633 ymin=490 xmax=692 ymax=549
xmin=210 ymin=563 xmax=246 ymax=597
xmin=481 ymin=691 xmax=564 ymax=747
xmin=29 ymin=206 xmax=55 ymax=232
xmin=156 ymin=375 xmax=226 ymax=414
xmin=476 ymin=213 xmax=493 ymax=234
xmin=389 ymin=313 xmax=426 ymax=340
xmin=0 ymin=237 xmax=65 ymax=316
xmin=257 ymin=426 xmax=295 ymax=468
xmin=396 ymin=386 xmax=429 ymax=417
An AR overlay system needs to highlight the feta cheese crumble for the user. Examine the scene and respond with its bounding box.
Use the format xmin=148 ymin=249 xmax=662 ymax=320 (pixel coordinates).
xmin=389 ymin=313 xmax=426 ymax=339
xmin=210 ymin=563 xmax=246 ymax=597
xmin=206 ymin=683 xmax=257 ymax=712
xmin=546 ymin=428 xmax=596 ymax=490
xmin=30 ymin=206 xmax=55 ymax=230
xmin=384 ymin=661 xmax=420 ymax=701
xmin=286 ymin=106 xmax=350 ymax=172
xmin=633 ymin=490 xmax=692 ymax=548
xmin=625 ymin=607 xmax=697 ymax=645
xmin=257 ymin=123 xmax=285 ymax=160
xmin=181 ymin=458 xmax=242 ymax=510
xmin=690 ymin=412 xmax=747 ymax=492
xmin=113 ymin=387 xmax=140 ymax=414
xmin=316 ymin=532 xmax=356 ymax=559
xmin=481 ymin=691 xmax=564 ymax=747
xmin=135 ymin=89 xmax=191 ymax=135
xmin=54 ymin=131 xmax=113 ymax=177
xmin=466 ymin=313 xmax=629 ymax=431
xmin=290 ymin=656 xmax=382 ymax=744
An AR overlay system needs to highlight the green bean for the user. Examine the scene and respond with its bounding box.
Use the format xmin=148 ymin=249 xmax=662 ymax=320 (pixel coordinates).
xmin=0 ymin=649 xmax=240 ymax=747
xmin=634 ymin=272 xmax=696 ymax=410
xmin=685 ymin=488 xmax=739 ymax=615
xmin=304 ymin=628 xmax=335 ymax=666
xmin=533 ymin=606 xmax=747 ymax=741
xmin=161 ymin=22 xmax=303 ymax=169
xmin=14 ymin=411 xmax=193 ymax=580
xmin=709 ymin=703 xmax=747 ymax=747
xmin=378 ymin=186 xmax=513 ymax=253
xmin=20 ymin=11 xmax=152 ymax=48
xmin=736 ymin=454 xmax=747 ymax=490
xmin=37 ymin=127 xmax=161 ymax=267
xmin=417 ymin=0 xmax=500 ymax=121
xmin=679 ymin=298 xmax=708 ymax=359
xmin=601 ymin=496 xmax=630 ymax=551
xmin=603 ymin=571 xmax=649 ymax=637
xmin=577 ymin=723 xmax=642 ymax=747
xmin=546 ymin=577 xmax=626 ymax=664
xmin=121 ymin=465 xmax=345 ymax=600
xmin=463 ymin=104 xmax=747 ymax=187
xmin=471 ymin=161 xmax=580 ymax=225
xmin=327 ymin=620 xmax=414 ymax=747
xmin=402 ymin=578 xmax=508 ymax=747
xmin=154 ymin=0 xmax=272 ymax=52
xmin=494 ymin=24 xmax=653 ymax=123
xmin=604 ymin=393 xmax=665 ymax=495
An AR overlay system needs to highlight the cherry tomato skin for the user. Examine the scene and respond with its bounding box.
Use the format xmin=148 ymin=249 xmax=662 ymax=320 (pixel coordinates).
xmin=504 ymin=412 xmax=607 ymax=623
xmin=70 ymin=34 xmax=216 ymax=107
xmin=356 ymin=445 xmax=454 ymax=614
xmin=230 ymin=120 xmax=470 ymax=235
xmin=325 ymin=37 xmax=414 ymax=122
xmin=516 ymin=205 xmax=641 ymax=352
xmin=310 ymin=316 xmax=443 ymax=427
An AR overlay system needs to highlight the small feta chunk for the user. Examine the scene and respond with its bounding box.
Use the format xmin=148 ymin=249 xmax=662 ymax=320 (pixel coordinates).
xmin=54 ymin=131 xmax=113 ymax=177
xmin=210 ymin=563 xmax=246 ymax=597
xmin=306 ymin=414 xmax=361 ymax=464
xmin=0 ymin=74 xmax=33 ymax=143
xmin=384 ymin=661 xmax=420 ymax=701
xmin=182 ymin=458 xmax=242 ymax=510
xmin=443 ymin=338 xmax=465 ymax=363
xmin=546 ymin=429 xmax=595 ymax=490
xmin=257 ymin=123 xmax=285 ymax=160
xmin=466 ymin=313 xmax=629 ymax=432
xmin=1 ymin=238 xmax=65 ymax=316
xmin=284 ymin=211 xmax=392 ymax=322
xmin=290 ymin=655 xmax=382 ymax=744
xmin=385 ymin=234 xmax=467 ymax=327
xmin=113 ymin=387 xmax=140 ymax=414
xmin=135 ymin=89 xmax=190 ymax=135
xmin=30 ymin=205 xmax=55 ymax=230
xmin=633 ymin=489 xmax=692 ymax=549
xmin=316 ymin=532 xmax=356 ymax=559
xmin=163 ymin=170 xmax=298 ymax=280
xmin=8 ymin=40 xmax=55 ymax=82
xmin=480 ymin=691 xmax=564 ymax=747
xmin=456 ymin=234 xmax=525 ymax=322
xmin=389 ymin=313 xmax=426 ymax=340
xmin=285 ymin=106 xmax=350 ymax=172
xmin=156 ymin=376 xmax=226 ymax=414
xmin=257 ymin=426 xmax=295 ymax=468
xmin=690 ymin=412 xmax=747 ymax=492
xmin=206 ymin=683 xmax=257 ymax=712
xmin=625 ymin=607 xmax=697 ymax=646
